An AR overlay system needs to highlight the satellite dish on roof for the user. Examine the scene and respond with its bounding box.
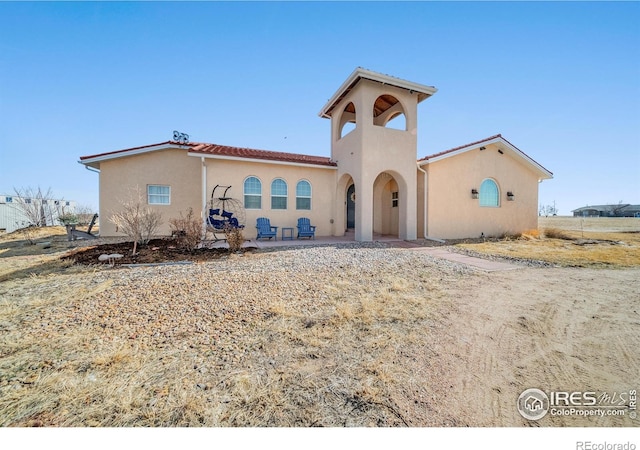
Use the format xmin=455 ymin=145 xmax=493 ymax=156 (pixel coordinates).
xmin=173 ymin=130 xmax=189 ymax=144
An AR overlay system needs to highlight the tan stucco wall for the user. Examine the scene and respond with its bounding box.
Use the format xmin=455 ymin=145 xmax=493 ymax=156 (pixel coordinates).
xmin=425 ymin=144 xmax=541 ymax=239
xmin=99 ymin=150 xmax=338 ymax=239
xmin=204 ymin=158 xmax=337 ymax=240
xmin=98 ymin=149 xmax=202 ymax=237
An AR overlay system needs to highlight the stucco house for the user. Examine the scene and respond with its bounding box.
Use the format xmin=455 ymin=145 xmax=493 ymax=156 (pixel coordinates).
xmin=572 ymin=204 xmax=640 ymax=218
xmin=79 ymin=68 xmax=552 ymax=241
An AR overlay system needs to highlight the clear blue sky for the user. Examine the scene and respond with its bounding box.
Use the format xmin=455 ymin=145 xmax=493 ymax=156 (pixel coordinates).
xmin=1 ymin=1 xmax=638 ymax=215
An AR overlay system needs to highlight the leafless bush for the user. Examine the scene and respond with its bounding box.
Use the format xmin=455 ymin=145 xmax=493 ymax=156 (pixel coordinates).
xmin=74 ymin=203 xmax=97 ymax=225
xmin=226 ymin=226 xmax=245 ymax=253
xmin=499 ymin=232 xmax=522 ymax=241
xmin=109 ymin=187 xmax=163 ymax=255
xmin=12 ymin=186 xmax=59 ymax=227
xmin=169 ymin=208 xmax=203 ymax=251
xmin=542 ymin=227 xmax=574 ymax=240
xmin=15 ymin=225 xmax=38 ymax=245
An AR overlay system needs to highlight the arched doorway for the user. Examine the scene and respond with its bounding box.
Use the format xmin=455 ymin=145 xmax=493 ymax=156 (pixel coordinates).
xmin=373 ymin=172 xmax=400 ymax=237
xmin=346 ymin=184 xmax=355 ymax=229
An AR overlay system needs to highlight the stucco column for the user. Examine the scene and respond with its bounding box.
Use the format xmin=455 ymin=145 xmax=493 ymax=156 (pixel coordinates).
xmin=401 ymin=181 xmax=417 ymax=240
xmin=355 ymin=176 xmax=373 ymax=241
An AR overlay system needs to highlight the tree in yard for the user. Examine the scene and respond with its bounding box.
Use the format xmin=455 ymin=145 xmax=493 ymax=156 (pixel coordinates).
xmin=539 ymin=202 xmax=558 ymax=217
xmin=109 ymin=187 xmax=163 ymax=255
xmin=11 ymin=186 xmax=60 ymax=227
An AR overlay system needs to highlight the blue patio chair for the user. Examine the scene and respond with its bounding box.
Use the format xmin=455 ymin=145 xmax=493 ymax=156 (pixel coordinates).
xmin=256 ymin=217 xmax=278 ymax=240
xmin=296 ymin=217 xmax=316 ymax=239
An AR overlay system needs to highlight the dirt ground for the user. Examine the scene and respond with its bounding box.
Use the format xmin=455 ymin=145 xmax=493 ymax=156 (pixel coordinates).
xmin=426 ymin=266 xmax=639 ymax=426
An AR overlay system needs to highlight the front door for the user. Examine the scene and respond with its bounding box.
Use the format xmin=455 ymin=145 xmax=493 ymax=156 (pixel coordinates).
xmin=346 ymin=184 xmax=355 ymax=229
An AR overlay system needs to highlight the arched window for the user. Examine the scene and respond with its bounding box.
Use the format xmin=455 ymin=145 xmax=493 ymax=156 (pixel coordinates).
xmin=296 ymin=180 xmax=312 ymax=210
xmin=479 ymin=179 xmax=499 ymax=207
xmin=271 ymin=178 xmax=287 ymax=210
xmin=244 ymin=176 xmax=262 ymax=209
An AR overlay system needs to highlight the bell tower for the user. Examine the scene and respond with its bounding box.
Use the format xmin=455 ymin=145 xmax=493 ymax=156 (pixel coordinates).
xmin=319 ymin=68 xmax=437 ymax=241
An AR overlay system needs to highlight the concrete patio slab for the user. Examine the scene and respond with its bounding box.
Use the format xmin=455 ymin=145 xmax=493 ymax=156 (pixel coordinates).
xmin=405 ymin=247 xmax=521 ymax=271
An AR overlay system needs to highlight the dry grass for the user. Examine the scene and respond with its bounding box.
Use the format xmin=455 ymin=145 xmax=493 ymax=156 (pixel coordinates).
xmin=0 ymin=226 xmax=93 ymax=282
xmin=458 ymin=217 xmax=640 ymax=267
xmin=0 ymin=251 xmax=463 ymax=427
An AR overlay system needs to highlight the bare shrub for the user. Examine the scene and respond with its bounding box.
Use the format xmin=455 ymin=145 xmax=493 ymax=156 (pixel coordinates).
xmin=15 ymin=225 xmax=38 ymax=245
xmin=109 ymin=187 xmax=163 ymax=255
xmin=543 ymin=228 xmax=574 ymax=240
xmin=12 ymin=186 xmax=59 ymax=227
xmin=226 ymin=226 xmax=245 ymax=253
xmin=169 ymin=208 xmax=203 ymax=251
xmin=74 ymin=203 xmax=97 ymax=225
xmin=499 ymin=232 xmax=522 ymax=241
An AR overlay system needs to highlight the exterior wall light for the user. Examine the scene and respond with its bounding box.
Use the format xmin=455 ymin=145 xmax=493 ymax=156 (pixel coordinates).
xmin=471 ymin=189 xmax=479 ymax=199
xmin=507 ymin=191 xmax=515 ymax=201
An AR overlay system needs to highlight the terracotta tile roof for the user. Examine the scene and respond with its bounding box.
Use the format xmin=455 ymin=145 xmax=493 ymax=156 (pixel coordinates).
xmin=80 ymin=141 xmax=336 ymax=167
xmin=189 ymin=143 xmax=336 ymax=167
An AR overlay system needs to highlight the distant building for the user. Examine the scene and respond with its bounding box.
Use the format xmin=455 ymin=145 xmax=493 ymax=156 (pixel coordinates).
xmin=0 ymin=194 xmax=77 ymax=233
xmin=572 ymin=204 xmax=640 ymax=218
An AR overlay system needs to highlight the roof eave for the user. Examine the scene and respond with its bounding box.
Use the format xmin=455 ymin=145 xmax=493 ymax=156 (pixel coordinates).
xmin=319 ymin=68 xmax=437 ymax=119
xmin=79 ymin=143 xmax=191 ymax=169
xmin=419 ymin=136 xmax=553 ymax=180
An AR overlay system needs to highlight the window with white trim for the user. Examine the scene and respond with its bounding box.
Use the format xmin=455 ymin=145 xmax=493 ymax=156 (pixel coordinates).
xmin=479 ymin=179 xmax=499 ymax=207
xmin=271 ymin=178 xmax=287 ymax=210
xmin=147 ymin=185 xmax=171 ymax=205
xmin=244 ymin=176 xmax=262 ymax=209
xmin=296 ymin=180 xmax=312 ymax=210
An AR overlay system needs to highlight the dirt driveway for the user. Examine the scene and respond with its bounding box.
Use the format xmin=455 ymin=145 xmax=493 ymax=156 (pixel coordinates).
xmin=429 ymin=267 xmax=640 ymax=426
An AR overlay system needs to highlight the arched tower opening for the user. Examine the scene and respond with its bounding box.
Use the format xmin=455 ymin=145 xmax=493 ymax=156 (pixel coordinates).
xmin=373 ymin=94 xmax=407 ymax=130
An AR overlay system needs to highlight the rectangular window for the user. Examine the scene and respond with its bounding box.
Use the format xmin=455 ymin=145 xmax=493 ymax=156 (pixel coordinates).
xmin=296 ymin=198 xmax=311 ymax=210
xmin=148 ymin=185 xmax=171 ymax=205
xmin=5 ymin=196 xmax=12 ymax=203
xmin=271 ymin=196 xmax=287 ymax=210
xmin=392 ymin=191 xmax=398 ymax=208
xmin=244 ymin=195 xmax=261 ymax=209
